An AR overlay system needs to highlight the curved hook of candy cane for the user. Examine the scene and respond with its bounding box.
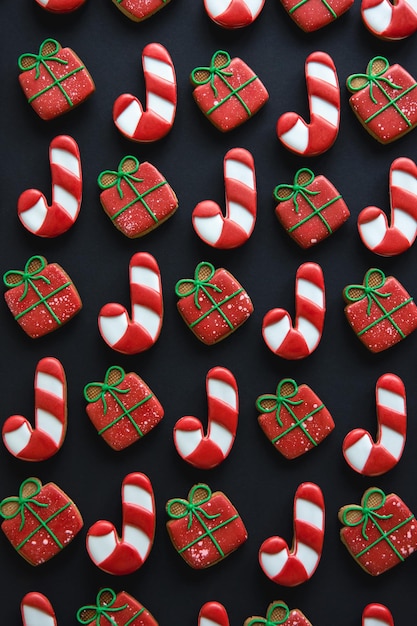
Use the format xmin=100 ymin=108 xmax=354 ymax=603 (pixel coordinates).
xmin=34 ymin=0 xmax=86 ymax=11
xmin=192 ymin=148 xmax=256 ymax=249
xmin=342 ymin=373 xmax=406 ymax=477
xmin=357 ymin=158 xmax=417 ymax=256
xmin=259 ymin=482 xmax=325 ymax=586
xmin=203 ymin=0 xmax=265 ymax=28
xmin=173 ymin=367 xmax=238 ymax=469
xmin=362 ymin=603 xmax=394 ymax=626
xmin=98 ymin=252 xmax=163 ymax=355
xmin=2 ymin=357 xmax=67 ymax=462
xmin=21 ymin=592 xmax=58 ymax=626
xmin=277 ymin=51 xmax=340 ymax=156
xmin=361 ymin=0 xmax=417 ymax=40
xmin=86 ymin=472 xmax=156 ymax=575
xmin=199 ymin=601 xmax=230 ymax=626
xmin=17 ymin=135 xmax=82 ymax=238
xmin=113 ymin=43 xmax=177 ymax=143
xmin=262 ymin=262 xmax=325 ymax=360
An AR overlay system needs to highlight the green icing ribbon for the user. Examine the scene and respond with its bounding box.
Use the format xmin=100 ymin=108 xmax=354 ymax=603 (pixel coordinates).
xmin=84 ymin=366 xmax=153 ymax=438
xmin=18 ymin=38 xmax=84 ymax=106
xmin=175 ymin=262 xmax=243 ymax=331
xmin=76 ymin=588 xmax=144 ymax=626
xmin=256 ymin=379 xmax=324 ymax=447
xmin=3 ymin=255 xmax=71 ymax=325
xmin=289 ymin=0 xmax=337 ymax=18
xmin=0 ymin=477 xmax=71 ymax=551
xmin=191 ymin=50 xmax=257 ymax=118
xmin=246 ymin=602 xmax=291 ymax=626
xmin=344 ymin=268 xmax=412 ymax=339
xmin=274 ymin=168 xmax=340 ymax=235
xmin=347 ymin=56 xmax=417 ymax=127
xmin=341 ymin=488 xmax=414 ymax=563
xmin=98 ymin=156 xmax=167 ymax=224
xmin=167 ymin=484 xmax=239 ymax=557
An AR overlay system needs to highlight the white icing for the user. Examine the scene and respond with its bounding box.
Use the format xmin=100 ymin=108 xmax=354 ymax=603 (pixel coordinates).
xmin=36 ymin=409 xmax=63 ymax=446
xmin=392 ymin=168 xmax=417 ymax=195
xmin=310 ymin=96 xmax=339 ymax=127
xmin=53 ymin=185 xmax=79 ymax=218
xmin=393 ymin=208 xmax=417 ymax=244
xmin=123 ymin=483 xmax=153 ymax=511
xmin=116 ymin=100 xmax=142 ymax=136
xmin=208 ymin=377 xmax=237 ymax=409
xmin=263 ymin=316 xmax=291 ymax=351
xmin=344 ymin=434 xmax=372 ymax=471
xmin=19 ymin=197 xmax=48 ymax=232
xmin=148 ymin=92 xmax=175 ymax=123
xmin=51 ymin=147 xmax=80 ymax=177
xmin=377 ymin=387 xmax=406 ymax=413
xmin=3 ymin=422 xmax=31 ymax=455
xmin=87 ymin=529 xmax=116 ymax=562
xmin=362 ymin=0 xmax=392 ymax=33
xmin=358 ymin=213 xmax=386 ymax=249
xmin=193 ymin=214 xmax=223 ymax=244
xmin=200 ymin=618 xmax=223 ymax=626
xmin=297 ymin=278 xmax=324 ymax=308
xmin=280 ymin=118 xmax=309 ymax=153
xmin=175 ymin=428 xmax=202 ymax=456
xmin=36 ymin=371 xmax=64 ymax=399
xmin=297 ymin=317 xmax=320 ymax=351
xmin=143 ymin=55 xmax=175 ymax=82
xmin=295 ymin=498 xmax=324 ymax=530
xmin=22 ymin=605 xmax=55 ymax=626
xmin=209 ymin=421 xmax=234 ymax=455
xmin=260 ymin=548 xmax=287 ymax=577
xmin=37 ymin=0 xmax=49 ymax=5
xmin=380 ymin=424 xmax=405 ymax=460
xmin=99 ymin=312 xmax=128 ymax=346
xmin=245 ymin=0 xmax=264 ymax=16
xmin=132 ymin=304 xmax=161 ymax=340
xmin=225 ymin=158 xmax=255 ymax=190
xmin=131 ymin=266 xmax=160 ymax=292
xmin=405 ymin=0 xmax=417 ymax=13
xmin=364 ymin=619 xmax=391 ymax=626
xmin=294 ymin=542 xmax=319 ymax=575
xmin=204 ymin=0 xmax=233 ymax=18
xmin=123 ymin=524 xmax=151 ymax=559
xmin=228 ymin=201 xmax=254 ymax=235
xmin=306 ymin=61 xmax=337 ymax=87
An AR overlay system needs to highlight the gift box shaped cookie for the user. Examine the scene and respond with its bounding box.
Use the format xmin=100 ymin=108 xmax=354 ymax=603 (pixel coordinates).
xmin=84 ymin=366 xmax=164 ymax=451
xmin=274 ymin=168 xmax=349 ymax=248
xmin=256 ymin=378 xmax=334 ymax=459
xmin=98 ymin=156 xmax=178 ymax=238
xmin=18 ymin=38 xmax=95 ymax=120
xmin=0 ymin=477 xmax=83 ymax=566
xmin=166 ymin=483 xmax=247 ymax=569
xmin=77 ymin=588 xmax=158 ymax=626
xmin=245 ymin=601 xmax=313 ymax=626
xmin=339 ymin=487 xmax=417 ymax=575
xmin=343 ymin=268 xmax=417 ymax=353
xmin=347 ymin=56 xmax=417 ymax=143
xmin=3 ymin=255 xmax=82 ymax=338
xmin=175 ymin=261 xmax=253 ymax=345
xmin=190 ymin=50 xmax=268 ymax=132
xmin=113 ymin=0 xmax=170 ymax=21
xmin=280 ymin=0 xmax=353 ymax=32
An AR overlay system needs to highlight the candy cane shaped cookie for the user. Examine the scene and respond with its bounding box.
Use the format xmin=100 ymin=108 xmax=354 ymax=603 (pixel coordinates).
xmin=277 ymin=52 xmax=340 ymax=157
xmin=199 ymin=602 xmax=230 ymax=626
xmin=342 ymin=374 xmax=406 ymax=477
xmin=361 ymin=0 xmax=417 ymax=40
xmin=262 ymin=262 xmax=325 ymax=360
xmin=204 ymin=0 xmax=265 ymax=28
xmin=86 ymin=472 xmax=155 ymax=575
xmin=259 ymin=482 xmax=325 ymax=586
xmin=21 ymin=592 xmax=57 ymax=626
xmin=18 ymin=136 xmax=82 ymax=238
xmin=98 ymin=252 xmax=163 ymax=355
xmin=192 ymin=148 xmax=256 ymax=249
xmin=358 ymin=158 xmax=417 ymax=256
xmin=173 ymin=367 xmax=238 ymax=469
xmin=2 ymin=357 xmax=67 ymax=462
xmin=362 ymin=604 xmax=394 ymax=626
xmin=34 ymin=0 xmax=86 ymax=12
xmin=113 ymin=43 xmax=176 ymax=143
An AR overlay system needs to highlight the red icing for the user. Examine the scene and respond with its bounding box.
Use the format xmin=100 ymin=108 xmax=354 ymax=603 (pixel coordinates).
xmin=245 ymin=604 xmax=312 ymax=626
xmin=78 ymin=590 xmax=158 ymax=626
xmin=113 ymin=0 xmax=170 ymax=21
xmin=281 ymin=0 xmax=353 ymax=31
xmin=34 ymin=0 xmax=86 ymax=12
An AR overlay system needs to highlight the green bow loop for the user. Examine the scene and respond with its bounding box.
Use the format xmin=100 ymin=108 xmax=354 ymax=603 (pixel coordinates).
xmin=84 ymin=366 xmax=130 ymax=414
xmin=167 ymin=484 xmax=220 ymax=529
xmin=0 ymin=478 xmax=48 ymax=530
xmin=344 ymin=269 xmax=390 ymax=316
xmin=191 ymin=50 xmax=233 ymax=97
xmin=347 ymin=57 xmax=402 ymax=104
xmin=246 ymin=602 xmax=290 ymax=626
xmin=76 ymin=589 xmax=128 ymax=626
xmin=256 ymin=379 xmax=303 ymax=427
xmin=341 ymin=488 xmax=392 ymax=541
xmin=274 ymin=168 xmax=319 ymax=213
xmin=3 ymin=255 xmax=51 ymax=300
xmin=97 ymin=156 xmax=143 ymax=198
xmin=175 ymin=262 xmax=222 ymax=309
xmin=18 ymin=38 xmax=68 ymax=79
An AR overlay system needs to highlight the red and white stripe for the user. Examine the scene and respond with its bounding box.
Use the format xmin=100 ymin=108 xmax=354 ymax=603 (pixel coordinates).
xmin=86 ymin=472 xmax=155 ymax=575
xmin=358 ymin=158 xmax=417 ymax=256
xmin=362 ymin=604 xmax=394 ymax=626
xmin=361 ymin=0 xmax=417 ymax=40
xmin=192 ymin=148 xmax=257 ymax=249
xmin=34 ymin=0 xmax=86 ymax=11
xmin=173 ymin=367 xmax=238 ymax=470
xmin=203 ymin=0 xmax=265 ymax=28
xmin=198 ymin=602 xmax=230 ymax=626
xmin=277 ymin=52 xmax=340 ymax=156
xmin=21 ymin=592 xmax=57 ymax=626
xmin=113 ymin=43 xmax=176 ymax=143
xmin=262 ymin=262 xmax=325 ymax=360
xmin=17 ymin=135 xmax=82 ymax=238
xmin=98 ymin=252 xmax=163 ymax=355
xmin=342 ymin=373 xmax=407 ymax=477
xmin=259 ymin=482 xmax=325 ymax=586
xmin=2 ymin=357 xmax=67 ymax=462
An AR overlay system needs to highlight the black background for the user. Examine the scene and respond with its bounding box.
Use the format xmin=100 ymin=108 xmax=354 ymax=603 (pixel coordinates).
xmin=2 ymin=0 xmax=417 ymax=623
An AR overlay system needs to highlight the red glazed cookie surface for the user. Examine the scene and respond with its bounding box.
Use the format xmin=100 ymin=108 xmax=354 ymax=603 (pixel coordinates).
xmin=77 ymin=588 xmax=158 ymax=625
xmin=112 ymin=0 xmax=171 ymax=21
xmin=281 ymin=0 xmax=353 ymax=31
xmin=244 ymin=601 xmax=313 ymax=626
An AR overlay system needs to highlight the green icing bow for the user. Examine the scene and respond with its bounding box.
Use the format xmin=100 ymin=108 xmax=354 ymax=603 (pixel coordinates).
xmin=76 ymin=588 xmax=143 ymax=626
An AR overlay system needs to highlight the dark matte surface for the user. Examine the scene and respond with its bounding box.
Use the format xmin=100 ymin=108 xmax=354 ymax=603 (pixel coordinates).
xmin=1 ymin=0 xmax=417 ymax=623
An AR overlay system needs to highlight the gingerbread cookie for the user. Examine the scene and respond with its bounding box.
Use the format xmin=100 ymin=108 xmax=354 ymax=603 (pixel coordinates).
xmin=191 ymin=50 xmax=268 ymax=132
xmin=3 ymin=255 xmax=82 ymax=338
xmin=361 ymin=0 xmax=417 ymax=40
xmin=361 ymin=604 xmax=394 ymax=626
xmin=204 ymin=0 xmax=265 ymax=28
xmin=112 ymin=0 xmax=171 ymax=21
xmin=21 ymin=592 xmax=58 ymax=626
xmin=175 ymin=261 xmax=253 ymax=345
xmin=199 ymin=602 xmax=230 ymax=626
xmin=339 ymin=487 xmax=417 ymax=575
xmin=166 ymin=483 xmax=247 ymax=569
xmin=77 ymin=588 xmax=158 ymax=625
xmin=280 ymin=0 xmax=353 ymax=30
xmin=0 ymin=477 xmax=83 ymax=566
xmin=244 ymin=601 xmax=313 ymax=626
xmin=34 ymin=0 xmax=86 ymax=11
